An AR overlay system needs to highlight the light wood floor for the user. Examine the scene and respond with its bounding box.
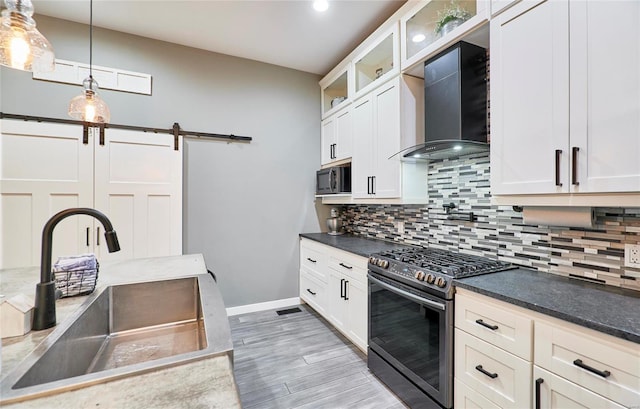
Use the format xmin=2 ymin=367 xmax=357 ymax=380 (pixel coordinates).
xmin=228 ymin=304 xmax=407 ymax=409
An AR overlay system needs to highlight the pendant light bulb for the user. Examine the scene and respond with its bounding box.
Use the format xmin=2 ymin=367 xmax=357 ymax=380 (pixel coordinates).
xmin=0 ymin=0 xmax=55 ymax=71
xmin=68 ymin=0 xmax=110 ymax=123
xmin=68 ymin=76 xmax=110 ymax=123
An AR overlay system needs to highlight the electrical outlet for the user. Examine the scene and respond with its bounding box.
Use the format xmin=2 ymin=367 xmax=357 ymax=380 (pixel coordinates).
xmin=397 ymin=221 xmax=405 ymax=235
xmin=625 ymin=244 xmax=640 ymax=268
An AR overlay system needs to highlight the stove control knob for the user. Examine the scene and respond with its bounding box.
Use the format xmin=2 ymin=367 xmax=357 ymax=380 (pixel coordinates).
xmin=414 ymin=271 xmax=425 ymax=281
xmin=425 ymin=273 xmax=435 ymax=284
xmin=435 ymin=277 xmax=447 ymax=288
xmin=369 ymin=257 xmax=377 ymax=265
xmin=377 ymin=260 xmax=389 ymax=269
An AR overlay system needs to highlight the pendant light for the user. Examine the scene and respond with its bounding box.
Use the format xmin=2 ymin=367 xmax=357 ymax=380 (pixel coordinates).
xmin=0 ymin=0 xmax=54 ymax=71
xmin=68 ymin=0 xmax=110 ymax=123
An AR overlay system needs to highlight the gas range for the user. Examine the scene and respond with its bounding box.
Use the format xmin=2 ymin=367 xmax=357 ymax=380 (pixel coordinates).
xmin=368 ymin=247 xmax=514 ymax=299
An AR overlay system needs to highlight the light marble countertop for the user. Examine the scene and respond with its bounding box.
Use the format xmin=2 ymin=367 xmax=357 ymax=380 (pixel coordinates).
xmin=0 ymin=254 xmax=241 ymax=408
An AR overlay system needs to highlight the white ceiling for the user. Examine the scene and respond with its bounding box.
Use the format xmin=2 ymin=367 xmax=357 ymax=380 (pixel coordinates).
xmin=32 ymin=0 xmax=406 ymax=76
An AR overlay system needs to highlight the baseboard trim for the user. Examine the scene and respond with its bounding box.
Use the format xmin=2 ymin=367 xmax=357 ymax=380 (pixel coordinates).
xmin=226 ymin=297 xmax=302 ymax=316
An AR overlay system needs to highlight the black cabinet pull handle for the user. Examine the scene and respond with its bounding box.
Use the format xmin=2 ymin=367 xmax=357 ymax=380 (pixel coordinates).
xmin=573 ymin=359 xmax=611 ymax=378
xmin=340 ymin=278 xmax=345 ymax=299
xmin=555 ymin=149 xmax=562 ymax=186
xmin=571 ymin=146 xmax=579 ymax=185
xmin=96 ymin=227 xmax=100 ymax=246
xmin=367 ymin=176 xmax=371 ymax=194
xmin=86 ymin=227 xmax=90 ymax=246
xmin=330 ymin=168 xmax=337 ymax=191
xmin=535 ymin=378 xmax=544 ymax=409
xmin=307 ymin=257 xmax=317 ymax=263
xmin=344 ymin=280 xmax=349 ymax=300
xmin=475 ymin=365 xmax=498 ymax=379
xmin=306 ymin=288 xmax=316 ymax=296
xmin=339 ymin=262 xmax=352 ymax=270
xmin=475 ymin=319 xmax=499 ymax=331
xmin=371 ymin=175 xmax=376 ymax=194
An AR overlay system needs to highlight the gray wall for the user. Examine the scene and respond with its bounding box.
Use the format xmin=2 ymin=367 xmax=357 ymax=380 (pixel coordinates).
xmin=1 ymin=15 xmax=325 ymax=307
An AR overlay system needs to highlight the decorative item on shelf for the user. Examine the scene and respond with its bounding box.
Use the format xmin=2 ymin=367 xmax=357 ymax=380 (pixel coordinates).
xmin=0 ymin=0 xmax=54 ymax=71
xmin=68 ymin=0 xmax=110 ymax=123
xmin=435 ymin=1 xmax=471 ymax=38
xmin=330 ymin=96 xmax=346 ymax=108
xmin=326 ymin=207 xmax=344 ymax=235
xmin=375 ymin=68 xmax=383 ymax=78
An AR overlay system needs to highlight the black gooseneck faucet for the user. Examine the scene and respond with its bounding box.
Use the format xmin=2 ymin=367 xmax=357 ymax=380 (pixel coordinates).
xmin=32 ymin=208 xmax=120 ymax=330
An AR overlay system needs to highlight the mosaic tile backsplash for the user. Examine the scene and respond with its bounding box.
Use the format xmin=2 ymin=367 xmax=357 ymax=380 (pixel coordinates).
xmin=338 ymin=153 xmax=640 ymax=291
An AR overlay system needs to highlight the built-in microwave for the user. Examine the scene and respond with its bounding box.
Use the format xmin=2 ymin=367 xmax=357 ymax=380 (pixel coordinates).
xmin=316 ymin=165 xmax=351 ymax=195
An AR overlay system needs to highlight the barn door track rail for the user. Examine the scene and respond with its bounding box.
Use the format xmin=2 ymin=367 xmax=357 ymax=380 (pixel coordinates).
xmin=0 ymin=112 xmax=252 ymax=151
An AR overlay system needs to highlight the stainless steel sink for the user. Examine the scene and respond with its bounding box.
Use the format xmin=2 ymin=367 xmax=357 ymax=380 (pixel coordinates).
xmin=0 ymin=274 xmax=233 ymax=404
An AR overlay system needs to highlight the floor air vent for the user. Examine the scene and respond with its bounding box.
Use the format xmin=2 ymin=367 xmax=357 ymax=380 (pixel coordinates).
xmin=276 ymin=307 xmax=302 ymax=316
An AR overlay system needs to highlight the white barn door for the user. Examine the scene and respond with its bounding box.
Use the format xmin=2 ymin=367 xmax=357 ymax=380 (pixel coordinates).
xmin=93 ymin=128 xmax=182 ymax=262
xmin=0 ymin=120 xmax=93 ymax=268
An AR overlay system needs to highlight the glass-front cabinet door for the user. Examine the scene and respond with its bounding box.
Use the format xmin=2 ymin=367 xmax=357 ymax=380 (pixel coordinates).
xmin=353 ymin=23 xmax=400 ymax=99
xmin=400 ymin=0 xmax=488 ymax=72
xmin=320 ymin=66 xmax=350 ymax=119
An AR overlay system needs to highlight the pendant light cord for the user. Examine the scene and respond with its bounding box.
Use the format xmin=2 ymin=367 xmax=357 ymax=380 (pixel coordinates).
xmin=89 ymin=0 xmax=93 ymax=80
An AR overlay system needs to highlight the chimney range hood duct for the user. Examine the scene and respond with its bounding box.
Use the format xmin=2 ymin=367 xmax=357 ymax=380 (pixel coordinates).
xmin=393 ymin=41 xmax=488 ymax=161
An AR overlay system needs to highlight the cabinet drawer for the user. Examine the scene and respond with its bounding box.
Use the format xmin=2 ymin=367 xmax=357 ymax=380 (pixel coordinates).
xmin=300 ymin=270 xmax=327 ymax=316
xmin=534 ymin=319 xmax=640 ymax=408
xmin=327 ymin=248 xmax=367 ymax=282
xmin=534 ymin=366 xmax=626 ymax=409
xmin=454 ymin=378 xmax=502 ymax=409
xmin=300 ymin=239 xmax=327 ymax=281
xmin=455 ymin=289 xmax=533 ymax=360
xmin=455 ymin=329 xmax=532 ymax=409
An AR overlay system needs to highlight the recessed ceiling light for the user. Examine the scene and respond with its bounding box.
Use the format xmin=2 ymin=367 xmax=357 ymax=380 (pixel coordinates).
xmin=453 ymin=145 xmax=463 ymax=151
xmin=412 ymin=34 xmax=426 ymax=43
xmin=413 ymin=153 xmax=421 ymax=158
xmin=313 ymin=0 xmax=329 ymax=12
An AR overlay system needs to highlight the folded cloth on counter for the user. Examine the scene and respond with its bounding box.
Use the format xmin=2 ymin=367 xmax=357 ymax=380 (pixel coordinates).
xmin=53 ymin=253 xmax=97 ymax=272
xmin=53 ymin=253 xmax=99 ymax=297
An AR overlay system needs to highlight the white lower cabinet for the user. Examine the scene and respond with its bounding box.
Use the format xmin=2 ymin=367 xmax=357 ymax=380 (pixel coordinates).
xmin=299 ymin=238 xmax=368 ymax=352
xmin=454 ymin=378 xmax=502 ymax=409
xmin=299 ymin=269 xmax=327 ymax=316
xmin=534 ymin=318 xmax=640 ymax=408
xmin=454 ymin=328 xmax=531 ymax=408
xmin=454 ymin=289 xmax=640 ymax=409
xmin=534 ymin=367 xmax=626 ymax=409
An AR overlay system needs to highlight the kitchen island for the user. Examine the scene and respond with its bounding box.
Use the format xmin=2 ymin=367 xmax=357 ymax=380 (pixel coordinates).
xmin=0 ymin=254 xmax=241 ymax=408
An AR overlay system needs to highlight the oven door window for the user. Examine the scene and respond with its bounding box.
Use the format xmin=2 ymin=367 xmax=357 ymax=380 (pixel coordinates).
xmin=369 ymin=277 xmax=452 ymax=403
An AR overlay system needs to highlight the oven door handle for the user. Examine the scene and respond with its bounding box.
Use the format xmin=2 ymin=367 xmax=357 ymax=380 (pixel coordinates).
xmin=368 ymin=274 xmax=446 ymax=311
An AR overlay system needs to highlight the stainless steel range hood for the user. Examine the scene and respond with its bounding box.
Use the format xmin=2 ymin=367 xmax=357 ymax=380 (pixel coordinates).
xmin=392 ymin=140 xmax=489 ymax=161
xmin=393 ymin=41 xmax=488 ymax=161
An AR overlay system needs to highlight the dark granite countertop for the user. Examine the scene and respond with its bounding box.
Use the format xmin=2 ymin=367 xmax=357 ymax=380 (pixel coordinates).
xmin=455 ymin=268 xmax=640 ymax=344
xmin=299 ymin=233 xmax=411 ymax=258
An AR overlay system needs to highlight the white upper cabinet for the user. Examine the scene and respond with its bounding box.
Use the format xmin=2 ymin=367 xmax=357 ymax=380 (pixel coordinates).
xmin=568 ymin=0 xmax=640 ymax=194
xmin=491 ymin=0 xmax=640 ymax=204
xmin=353 ymin=24 xmax=400 ymax=100
xmin=351 ymin=75 xmax=426 ymax=201
xmin=400 ymin=0 xmax=489 ymax=76
xmin=352 ymin=79 xmax=402 ymax=199
xmin=489 ymin=0 xmax=519 ymax=17
xmin=321 ymin=105 xmax=352 ymax=166
xmin=490 ymin=0 xmax=569 ymax=196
